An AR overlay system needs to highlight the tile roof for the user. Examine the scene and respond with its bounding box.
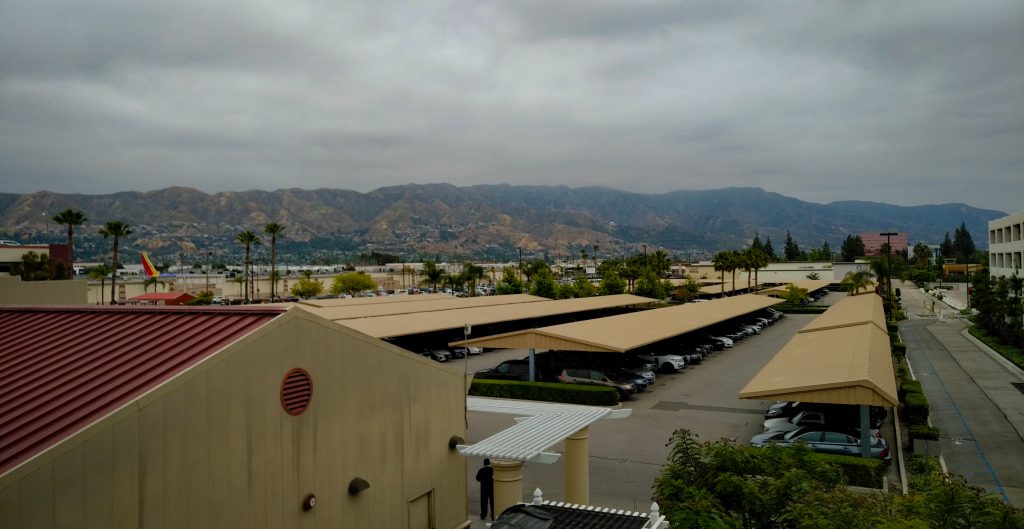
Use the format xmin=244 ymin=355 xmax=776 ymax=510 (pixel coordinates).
xmin=0 ymin=305 xmax=285 ymax=476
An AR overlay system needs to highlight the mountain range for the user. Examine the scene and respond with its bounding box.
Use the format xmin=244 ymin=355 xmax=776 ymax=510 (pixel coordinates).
xmin=0 ymin=185 xmax=1005 ymax=262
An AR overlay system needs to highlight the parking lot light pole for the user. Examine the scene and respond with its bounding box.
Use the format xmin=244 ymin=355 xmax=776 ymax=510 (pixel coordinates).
xmin=881 ymin=233 xmax=897 ymax=305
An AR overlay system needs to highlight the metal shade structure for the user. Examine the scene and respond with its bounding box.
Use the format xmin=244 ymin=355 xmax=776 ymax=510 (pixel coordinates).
xmin=756 ymin=280 xmax=833 ymax=297
xmin=298 ymin=293 xmax=544 ymax=320
xmin=325 ymin=294 xmax=656 ymax=339
xmin=739 ymin=293 xmax=898 ymax=407
xmin=452 ymin=294 xmax=783 ymax=353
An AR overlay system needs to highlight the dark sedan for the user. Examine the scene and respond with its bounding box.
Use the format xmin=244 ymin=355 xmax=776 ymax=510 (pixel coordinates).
xmin=750 ymin=426 xmax=890 ymax=460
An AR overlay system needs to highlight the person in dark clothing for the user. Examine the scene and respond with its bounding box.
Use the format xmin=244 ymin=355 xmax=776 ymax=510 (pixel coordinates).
xmin=475 ymin=458 xmax=495 ymax=520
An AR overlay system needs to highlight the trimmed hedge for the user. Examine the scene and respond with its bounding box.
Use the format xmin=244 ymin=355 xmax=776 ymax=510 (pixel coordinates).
xmin=813 ymin=453 xmax=885 ymax=488
xmin=909 ymin=424 xmax=940 ymax=441
xmin=899 ymin=379 xmax=922 ymax=400
xmin=903 ymin=391 xmax=930 ymax=426
xmin=468 ymin=378 xmax=618 ymax=406
xmin=891 ymin=342 xmax=907 ymax=359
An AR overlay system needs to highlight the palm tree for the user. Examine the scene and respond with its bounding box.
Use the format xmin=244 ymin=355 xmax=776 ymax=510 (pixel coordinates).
xmin=236 ymin=230 xmax=260 ymax=303
xmin=747 ymin=248 xmax=768 ymax=291
xmin=143 ymin=276 xmax=159 ymax=293
xmin=87 ymin=264 xmax=112 ymax=304
xmin=52 ymin=209 xmax=86 ymax=279
xmin=841 ymin=271 xmax=874 ymax=295
xmin=420 ymin=261 xmax=445 ymax=291
xmin=263 ymin=223 xmax=285 ymax=300
xmin=98 ymin=221 xmax=132 ymax=305
xmin=739 ymin=250 xmax=753 ymax=290
xmin=712 ymin=251 xmax=729 ymax=296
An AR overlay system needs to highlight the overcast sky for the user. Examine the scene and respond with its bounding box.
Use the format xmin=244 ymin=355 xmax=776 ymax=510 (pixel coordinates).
xmin=1 ymin=1 xmax=1021 ymax=212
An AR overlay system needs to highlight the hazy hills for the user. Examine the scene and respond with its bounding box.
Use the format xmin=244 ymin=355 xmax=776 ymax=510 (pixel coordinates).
xmin=0 ymin=185 xmax=1005 ymax=261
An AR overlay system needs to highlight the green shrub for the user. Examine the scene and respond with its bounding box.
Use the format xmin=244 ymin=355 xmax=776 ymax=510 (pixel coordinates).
xmin=899 ymin=379 xmax=922 ymax=399
xmin=812 ymin=453 xmax=885 ymax=488
xmin=468 ymin=379 xmax=618 ymax=406
xmin=903 ymin=391 xmax=930 ymax=426
xmin=910 ymin=424 xmax=940 ymax=440
xmin=906 ymin=454 xmax=944 ymax=492
xmin=891 ymin=342 xmax=907 ymax=359
xmin=887 ymin=322 xmax=899 ymax=334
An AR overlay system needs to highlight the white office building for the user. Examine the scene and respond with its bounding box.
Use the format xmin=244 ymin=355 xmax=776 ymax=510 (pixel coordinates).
xmin=988 ymin=211 xmax=1024 ymax=279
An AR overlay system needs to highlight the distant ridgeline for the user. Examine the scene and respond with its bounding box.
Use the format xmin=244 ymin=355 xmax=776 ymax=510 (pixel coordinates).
xmin=0 ymin=185 xmax=1004 ymax=262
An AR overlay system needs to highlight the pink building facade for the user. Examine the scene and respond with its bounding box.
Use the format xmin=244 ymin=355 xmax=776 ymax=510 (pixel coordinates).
xmin=859 ymin=232 xmax=908 ymax=257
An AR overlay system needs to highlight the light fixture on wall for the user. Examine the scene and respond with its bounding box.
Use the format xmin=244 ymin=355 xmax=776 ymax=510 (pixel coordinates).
xmin=348 ymin=477 xmax=370 ymax=495
xmin=448 ymin=435 xmax=465 ymax=450
xmin=302 ymin=493 xmax=317 ymax=511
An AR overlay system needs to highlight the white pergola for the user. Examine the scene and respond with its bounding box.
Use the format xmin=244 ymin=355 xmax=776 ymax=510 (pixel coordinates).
xmin=459 ymin=397 xmax=632 ymax=512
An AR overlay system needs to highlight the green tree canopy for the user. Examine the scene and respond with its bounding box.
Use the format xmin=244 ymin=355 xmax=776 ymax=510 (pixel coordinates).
xmin=782 ymin=283 xmax=809 ymax=304
xmin=783 ymin=230 xmax=801 ymax=261
xmin=841 ymin=235 xmax=866 ymax=261
xmin=940 ymin=232 xmax=955 ymax=259
xmin=673 ymin=277 xmax=702 ymax=302
xmin=598 ymin=271 xmax=626 ymax=295
xmin=655 ymin=429 xmax=1024 ymax=529
xmin=573 ymin=274 xmax=596 ymax=298
xmin=953 ymin=222 xmax=976 ymax=264
xmin=840 ymin=270 xmax=874 ymax=295
xmin=291 ymin=277 xmax=324 ymax=299
xmin=528 ymin=265 xmax=558 ymax=298
xmin=12 ymin=251 xmax=52 ymax=281
xmin=99 ymin=220 xmax=132 ymax=305
xmin=496 ymin=267 xmax=525 ymax=295
xmin=330 ymin=272 xmax=377 ymax=295
xmin=912 ymin=242 xmax=933 ymax=268
xmin=52 ymin=208 xmax=86 ymax=279
xmin=634 ymin=269 xmax=667 ymax=299
xmin=763 ymin=236 xmax=777 ymax=261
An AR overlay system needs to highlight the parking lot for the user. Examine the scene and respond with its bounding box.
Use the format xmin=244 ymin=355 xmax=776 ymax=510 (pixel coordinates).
xmin=457 ymin=299 xmax=840 ymax=513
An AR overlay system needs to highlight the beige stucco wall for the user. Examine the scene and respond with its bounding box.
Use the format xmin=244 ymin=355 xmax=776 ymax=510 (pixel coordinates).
xmin=0 ymin=276 xmax=89 ymax=306
xmin=0 ymin=309 xmax=468 ymax=529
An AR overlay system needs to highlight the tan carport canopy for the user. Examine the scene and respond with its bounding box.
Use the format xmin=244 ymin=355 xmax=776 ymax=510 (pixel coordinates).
xmin=699 ymin=281 xmax=746 ymax=295
xmin=318 ymin=294 xmax=655 ymax=339
xmin=452 ymin=294 xmax=783 ymax=353
xmin=757 ymin=280 xmax=832 ymax=297
xmin=739 ymin=293 xmax=898 ymax=407
xmin=298 ymin=294 xmax=544 ymax=320
xmin=300 ymin=293 xmax=451 ymax=307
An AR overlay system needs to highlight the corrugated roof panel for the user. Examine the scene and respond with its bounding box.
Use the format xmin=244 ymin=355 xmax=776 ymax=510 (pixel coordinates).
xmin=331 ymin=294 xmax=655 ymax=338
xmin=299 ymin=293 xmax=451 ymax=307
xmin=0 ymin=306 xmax=284 ymax=476
xmin=302 ymin=294 xmax=545 ymax=320
xmin=456 ymin=294 xmax=782 ymax=352
xmin=798 ymin=293 xmax=887 ymax=334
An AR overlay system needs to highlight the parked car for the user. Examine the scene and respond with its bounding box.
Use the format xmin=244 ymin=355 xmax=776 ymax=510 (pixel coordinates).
xmin=633 ymin=352 xmax=686 ymax=373
xmin=423 ymin=349 xmax=451 ymax=362
xmin=620 ymin=355 xmax=657 ymax=382
xmin=765 ymin=401 xmax=887 ymax=423
xmin=705 ymin=334 xmax=734 ymax=348
xmin=475 ymin=360 xmax=534 ymax=381
xmin=763 ymin=407 xmax=884 ymax=434
xmin=750 ymin=427 xmax=890 ymax=460
xmin=557 ymin=368 xmax=636 ymax=399
xmin=603 ymin=368 xmax=650 ymax=392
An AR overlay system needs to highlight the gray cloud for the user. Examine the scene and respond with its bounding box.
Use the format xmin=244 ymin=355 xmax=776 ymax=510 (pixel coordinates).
xmin=1 ymin=0 xmax=1021 ymax=213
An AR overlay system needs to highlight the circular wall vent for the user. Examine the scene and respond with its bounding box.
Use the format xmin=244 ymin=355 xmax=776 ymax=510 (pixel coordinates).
xmin=281 ymin=368 xmax=313 ymax=415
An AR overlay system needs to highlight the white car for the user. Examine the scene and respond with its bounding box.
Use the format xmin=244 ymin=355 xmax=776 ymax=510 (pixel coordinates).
xmin=706 ymin=334 xmax=734 ymax=348
xmin=633 ymin=352 xmax=686 ymax=372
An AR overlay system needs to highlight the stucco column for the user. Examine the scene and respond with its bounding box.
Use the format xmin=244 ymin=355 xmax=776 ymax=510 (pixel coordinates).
xmin=565 ymin=426 xmax=590 ymax=505
xmin=492 ymin=458 xmax=524 ymax=518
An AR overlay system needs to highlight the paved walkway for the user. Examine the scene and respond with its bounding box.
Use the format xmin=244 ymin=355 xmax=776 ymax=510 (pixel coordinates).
xmin=899 ymin=282 xmax=1024 ymax=507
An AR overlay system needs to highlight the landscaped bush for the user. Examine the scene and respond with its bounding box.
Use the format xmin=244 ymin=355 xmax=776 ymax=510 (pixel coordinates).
xmin=891 ymin=342 xmax=907 ymax=359
xmin=909 ymin=424 xmax=940 ymax=440
xmin=903 ymin=391 xmax=930 ymax=426
xmin=906 ymin=454 xmax=944 ymax=492
xmin=899 ymin=379 xmax=922 ymax=399
xmin=812 ymin=453 xmax=885 ymax=488
xmin=968 ymin=325 xmax=1024 ymax=371
xmin=468 ymin=378 xmax=618 ymax=406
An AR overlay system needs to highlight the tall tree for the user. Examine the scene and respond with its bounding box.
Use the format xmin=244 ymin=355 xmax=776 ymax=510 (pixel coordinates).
xmin=841 ymin=235 xmax=865 ymax=261
xmin=953 ymin=222 xmax=976 ymax=264
xmin=87 ymin=264 xmax=112 ymax=304
xmin=528 ymin=266 xmax=558 ymax=299
xmin=235 ymin=230 xmax=260 ymax=303
xmin=750 ymin=233 xmax=764 ymax=253
xmin=98 ymin=220 xmax=132 ymax=305
xmin=746 ymin=247 xmax=768 ymax=290
xmin=263 ymin=222 xmax=285 ymax=300
xmin=940 ymin=232 xmax=955 ymax=259
xmin=458 ymin=262 xmax=486 ymax=295
xmin=783 ymin=230 xmax=801 ymax=261
xmin=598 ymin=271 xmax=626 ymax=295
xmin=712 ymin=251 xmax=729 ymax=295
xmin=763 ymin=236 xmax=777 ymax=261
xmin=52 ymin=208 xmax=86 ymax=279
xmin=496 ymin=267 xmax=525 ymax=294
xmin=420 ymin=261 xmax=445 ymax=291
xmin=840 ymin=271 xmax=873 ymax=295
xmin=330 ymin=272 xmax=377 ymax=296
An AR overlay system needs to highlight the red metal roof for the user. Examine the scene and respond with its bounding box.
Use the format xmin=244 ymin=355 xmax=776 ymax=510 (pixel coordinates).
xmin=0 ymin=305 xmax=286 ymax=476
xmin=130 ymin=292 xmax=196 ymax=301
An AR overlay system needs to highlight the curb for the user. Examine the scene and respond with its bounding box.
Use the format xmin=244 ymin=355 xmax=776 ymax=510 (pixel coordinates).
xmin=959 ymin=326 xmax=1024 ymax=382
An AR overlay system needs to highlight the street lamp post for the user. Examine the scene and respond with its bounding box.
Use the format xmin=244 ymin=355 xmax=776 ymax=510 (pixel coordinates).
xmin=880 ymin=233 xmax=897 ymax=306
xmin=205 ymin=251 xmax=212 ymax=295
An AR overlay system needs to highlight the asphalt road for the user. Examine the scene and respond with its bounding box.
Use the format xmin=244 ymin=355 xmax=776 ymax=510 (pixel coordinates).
xmin=899 ymin=282 xmax=1024 ymax=507
xmin=453 ymin=306 xmax=826 ymax=516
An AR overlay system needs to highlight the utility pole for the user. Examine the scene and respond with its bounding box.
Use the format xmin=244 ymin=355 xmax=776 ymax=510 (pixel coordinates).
xmin=880 ymin=233 xmax=897 ymax=305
